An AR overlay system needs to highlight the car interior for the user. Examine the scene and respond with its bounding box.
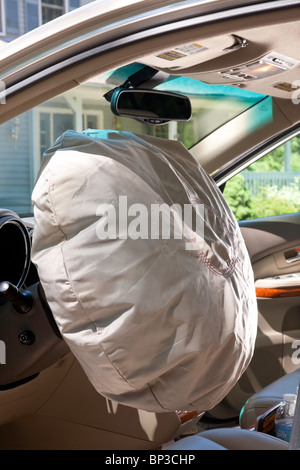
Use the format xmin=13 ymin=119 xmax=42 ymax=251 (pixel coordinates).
xmin=0 ymin=0 xmax=299 ymax=450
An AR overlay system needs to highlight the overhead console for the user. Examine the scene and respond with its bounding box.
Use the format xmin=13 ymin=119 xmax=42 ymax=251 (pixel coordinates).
xmin=0 ymin=210 xmax=69 ymax=388
xmin=141 ymin=19 xmax=300 ymax=100
xmin=203 ymin=51 xmax=299 ymax=85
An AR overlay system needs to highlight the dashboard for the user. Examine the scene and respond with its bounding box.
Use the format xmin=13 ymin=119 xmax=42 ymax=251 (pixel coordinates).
xmin=0 ymin=209 xmax=69 ymax=388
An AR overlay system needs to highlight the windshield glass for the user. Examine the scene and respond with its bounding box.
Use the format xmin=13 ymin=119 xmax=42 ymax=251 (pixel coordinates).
xmin=97 ymin=67 xmax=266 ymax=147
xmin=0 ymin=70 xmax=267 ymax=216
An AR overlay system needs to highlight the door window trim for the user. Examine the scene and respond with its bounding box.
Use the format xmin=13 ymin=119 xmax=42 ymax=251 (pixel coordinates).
xmin=214 ymin=125 xmax=300 ymax=188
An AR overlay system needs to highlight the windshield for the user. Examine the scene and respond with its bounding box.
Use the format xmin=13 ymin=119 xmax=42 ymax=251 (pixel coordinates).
xmin=156 ymin=76 xmax=266 ymax=146
xmin=0 ymin=70 xmax=267 ymax=216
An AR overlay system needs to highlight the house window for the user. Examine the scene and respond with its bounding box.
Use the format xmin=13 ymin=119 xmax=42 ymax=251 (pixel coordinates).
xmin=37 ymin=107 xmax=103 ymax=163
xmin=0 ymin=0 xmax=4 ymax=35
xmin=25 ymin=0 xmax=83 ymax=32
xmin=83 ymin=112 xmax=101 ymax=130
xmin=68 ymin=0 xmax=80 ymax=10
xmin=38 ymin=108 xmax=74 ymax=157
xmin=5 ymin=0 xmax=19 ymax=34
xmin=41 ymin=0 xmax=65 ymax=24
xmin=25 ymin=0 xmax=40 ymax=31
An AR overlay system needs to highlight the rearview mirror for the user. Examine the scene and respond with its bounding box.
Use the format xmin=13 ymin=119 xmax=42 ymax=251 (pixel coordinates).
xmin=110 ymin=88 xmax=191 ymax=124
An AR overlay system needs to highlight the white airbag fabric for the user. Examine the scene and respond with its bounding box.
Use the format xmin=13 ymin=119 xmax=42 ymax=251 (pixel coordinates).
xmin=31 ymin=130 xmax=257 ymax=413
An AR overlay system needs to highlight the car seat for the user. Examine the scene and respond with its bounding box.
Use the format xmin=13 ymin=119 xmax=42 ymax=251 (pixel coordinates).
xmin=164 ymin=427 xmax=289 ymax=450
xmin=240 ymin=368 xmax=300 ymax=430
xmin=165 ymin=369 xmax=300 ymax=450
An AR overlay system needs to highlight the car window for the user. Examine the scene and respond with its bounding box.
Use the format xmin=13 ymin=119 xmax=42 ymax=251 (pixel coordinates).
xmin=223 ymin=135 xmax=300 ymax=221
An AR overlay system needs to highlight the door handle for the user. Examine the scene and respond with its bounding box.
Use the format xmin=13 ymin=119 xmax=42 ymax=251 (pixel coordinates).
xmin=286 ymin=251 xmax=300 ymax=264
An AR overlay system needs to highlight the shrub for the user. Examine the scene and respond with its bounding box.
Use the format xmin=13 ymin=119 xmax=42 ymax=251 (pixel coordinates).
xmin=223 ymin=173 xmax=253 ymax=221
xmin=250 ymin=178 xmax=300 ymax=218
xmin=223 ymin=176 xmax=300 ymax=221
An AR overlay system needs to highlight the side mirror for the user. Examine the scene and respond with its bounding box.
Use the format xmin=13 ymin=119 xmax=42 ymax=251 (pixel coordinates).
xmin=110 ymin=88 xmax=192 ymax=124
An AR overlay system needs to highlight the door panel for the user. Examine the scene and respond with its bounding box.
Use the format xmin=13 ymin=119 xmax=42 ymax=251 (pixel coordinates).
xmin=246 ymin=213 xmax=300 ymax=390
xmin=210 ymin=212 xmax=300 ymax=420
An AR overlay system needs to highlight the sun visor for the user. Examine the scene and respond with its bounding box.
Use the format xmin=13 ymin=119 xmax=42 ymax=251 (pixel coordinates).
xmin=31 ymin=130 xmax=257 ymax=413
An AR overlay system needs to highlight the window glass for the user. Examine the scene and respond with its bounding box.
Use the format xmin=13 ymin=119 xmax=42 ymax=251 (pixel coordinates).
xmin=39 ymin=112 xmax=51 ymax=157
xmin=25 ymin=0 xmax=89 ymax=31
xmin=223 ymin=136 xmax=300 ymax=221
xmin=25 ymin=1 xmax=39 ymax=32
xmin=100 ymin=67 xmax=267 ymax=149
xmin=5 ymin=0 xmax=18 ymax=33
xmin=0 ymin=73 xmax=272 ymax=216
xmin=83 ymin=113 xmax=100 ymax=130
xmin=69 ymin=0 xmax=80 ymax=10
xmin=42 ymin=0 xmax=65 ymax=23
xmin=46 ymin=0 xmax=64 ymax=4
xmin=0 ymin=0 xmax=4 ymax=34
xmin=38 ymin=110 xmax=74 ymax=156
xmin=156 ymin=76 xmax=266 ymax=146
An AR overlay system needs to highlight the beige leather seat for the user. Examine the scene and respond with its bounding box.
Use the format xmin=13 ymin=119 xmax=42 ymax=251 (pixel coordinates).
xmin=164 ymin=428 xmax=289 ymax=450
xmin=165 ymin=370 xmax=300 ymax=450
xmin=240 ymin=368 xmax=300 ymax=430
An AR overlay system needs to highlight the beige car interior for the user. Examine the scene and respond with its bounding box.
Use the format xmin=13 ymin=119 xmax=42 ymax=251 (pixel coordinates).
xmin=0 ymin=2 xmax=300 ymax=449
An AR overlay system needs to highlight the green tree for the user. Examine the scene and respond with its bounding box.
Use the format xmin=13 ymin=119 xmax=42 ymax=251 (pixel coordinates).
xmin=224 ymin=137 xmax=300 ymax=220
xmin=246 ymin=146 xmax=284 ymax=172
xmin=223 ymin=173 xmax=253 ymax=221
xmin=291 ymin=137 xmax=300 ymax=170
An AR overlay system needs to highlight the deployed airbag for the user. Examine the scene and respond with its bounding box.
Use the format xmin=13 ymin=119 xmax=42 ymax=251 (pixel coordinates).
xmin=31 ymin=130 xmax=257 ymax=413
